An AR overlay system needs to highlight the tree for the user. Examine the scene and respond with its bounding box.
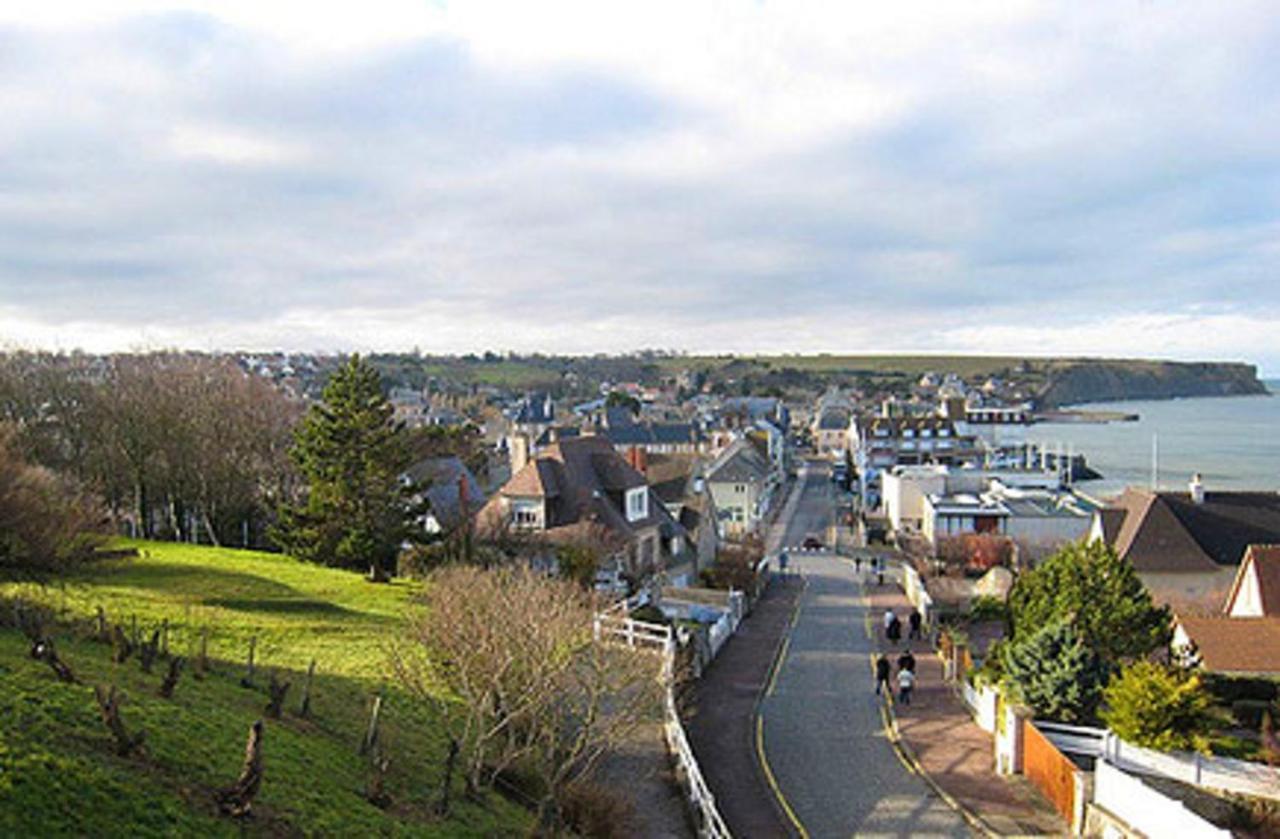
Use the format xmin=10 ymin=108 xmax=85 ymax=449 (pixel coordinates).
xmin=392 ymin=565 xmax=663 ymax=827
xmin=1100 ymin=661 xmax=1218 ymax=753
xmin=604 ymin=390 xmax=641 ymax=417
xmin=1007 ymin=541 xmax=1171 ymax=666
xmin=273 ymin=356 xmax=410 ymax=577
xmin=1001 ymin=618 xmax=1106 ymax=723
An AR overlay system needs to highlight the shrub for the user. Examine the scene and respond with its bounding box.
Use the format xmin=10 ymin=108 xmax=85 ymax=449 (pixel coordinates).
xmin=1230 ymin=700 xmax=1278 ymax=731
xmin=968 ymin=595 xmax=1008 ymax=623
xmin=558 ymin=780 xmax=637 ymax=839
xmin=1101 ymin=661 xmax=1219 ymax=753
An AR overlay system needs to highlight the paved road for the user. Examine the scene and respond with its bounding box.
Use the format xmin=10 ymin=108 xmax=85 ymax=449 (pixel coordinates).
xmin=760 ymin=462 xmax=969 ymax=838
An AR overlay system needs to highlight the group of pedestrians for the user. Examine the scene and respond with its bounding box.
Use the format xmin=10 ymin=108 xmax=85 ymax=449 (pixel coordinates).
xmin=875 ymin=606 xmax=923 ymax=706
xmin=852 ymin=554 xmax=887 ymax=586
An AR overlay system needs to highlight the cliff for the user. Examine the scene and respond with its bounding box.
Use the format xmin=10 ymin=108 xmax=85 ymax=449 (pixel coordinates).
xmin=1036 ymin=360 xmax=1268 ymax=408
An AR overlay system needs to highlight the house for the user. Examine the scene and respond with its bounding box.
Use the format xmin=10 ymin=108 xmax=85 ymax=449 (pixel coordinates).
xmin=922 ymin=481 xmax=1096 ymax=554
xmin=510 ymin=392 xmax=556 ymax=441
xmin=849 ymin=411 xmax=982 ymax=471
xmin=812 ymin=407 xmax=850 ymax=457
xmin=402 ymin=456 xmax=487 ymax=534
xmin=1224 ymin=544 xmax=1280 ymax=617
xmin=643 ymin=453 xmax=719 ymax=586
xmin=476 ymin=435 xmax=686 ymax=580
xmin=600 ymin=421 xmax=707 ymax=456
xmin=704 ymin=437 xmax=775 ymax=538
xmin=1090 ymin=476 xmax=1280 ymax=610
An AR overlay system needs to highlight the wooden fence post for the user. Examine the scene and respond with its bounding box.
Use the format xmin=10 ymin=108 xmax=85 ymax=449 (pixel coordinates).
xmin=360 ymin=687 xmax=384 ymax=756
xmin=299 ymin=659 xmax=316 ymax=718
xmin=240 ymin=636 xmax=257 ymax=688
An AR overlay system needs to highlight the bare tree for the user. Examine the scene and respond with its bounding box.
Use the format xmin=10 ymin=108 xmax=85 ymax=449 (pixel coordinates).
xmin=391 ymin=565 xmax=663 ymax=827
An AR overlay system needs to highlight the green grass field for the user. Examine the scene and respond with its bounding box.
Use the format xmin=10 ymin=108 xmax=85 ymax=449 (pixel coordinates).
xmin=0 ymin=541 xmax=531 ymax=837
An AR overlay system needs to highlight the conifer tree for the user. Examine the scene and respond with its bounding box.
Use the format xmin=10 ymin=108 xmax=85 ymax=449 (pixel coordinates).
xmin=1008 ymin=540 xmax=1171 ymax=666
xmin=1002 ymin=618 xmax=1106 ymax=723
xmin=273 ymin=356 xmax=410 ymax=577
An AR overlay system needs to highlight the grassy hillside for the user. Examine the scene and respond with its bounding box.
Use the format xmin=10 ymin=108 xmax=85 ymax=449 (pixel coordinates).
xmin=0 ymin=541 xmax=531 ymax=836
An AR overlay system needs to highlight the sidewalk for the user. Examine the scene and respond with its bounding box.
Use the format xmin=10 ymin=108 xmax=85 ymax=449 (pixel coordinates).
xmin=684 ymin=575 xmax=801 ymax=839
xmin=865 ymin=578 xmax=1066 ymax=837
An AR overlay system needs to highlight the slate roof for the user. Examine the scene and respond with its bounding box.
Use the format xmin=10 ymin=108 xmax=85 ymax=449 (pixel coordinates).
xmin=1176 ymin=615 xmax=1280 ymax=675
xmin=817 ymin=409 xmax=850 ymax=430
xmin=513 ymin=392 xmax=555 ymax=425
xmin=403 ymin=457 xmax=487 ymax=530
xmin=602 ymin=422 xmax=701 ymax=448
xmin=480 ymin=435 xmax=682 ymax=544
xmin=1225 ymin=544 xmax=1280 ymax=616
xmin=1105 ymin=489 xmax=1280 ymax=573
xmin=705 ymin=438 xmax=771 ymax=484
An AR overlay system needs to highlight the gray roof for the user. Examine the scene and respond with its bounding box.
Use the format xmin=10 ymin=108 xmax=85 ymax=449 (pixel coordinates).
xmin=404 ymin=457 xmax=487 ymax=529
xmin=603 ymin=422 xmax=701 ymax=447
xmin=705 ymin=438 xmax=771 ymax=484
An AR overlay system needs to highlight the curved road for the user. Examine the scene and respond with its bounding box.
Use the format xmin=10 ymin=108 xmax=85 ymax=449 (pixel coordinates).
xmin=760 ymin=462 xmax=970 ymax=838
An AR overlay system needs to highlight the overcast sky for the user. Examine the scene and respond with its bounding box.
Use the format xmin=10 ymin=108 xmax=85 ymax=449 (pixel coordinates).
xmin=1 ymin=2 xmax=1278 ymax=372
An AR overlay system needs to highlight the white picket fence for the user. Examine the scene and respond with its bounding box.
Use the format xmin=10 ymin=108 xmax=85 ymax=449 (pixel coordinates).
xmin=594 ymin=612 xmax=732 ymax=838
xmin=1103 ymin=731 xmax=1280 ymax=802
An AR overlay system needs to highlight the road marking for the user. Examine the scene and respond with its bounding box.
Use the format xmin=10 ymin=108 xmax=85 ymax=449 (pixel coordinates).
xmin=755 ymin=573 xmax=810 ymax=839
xmin=756 ymin=714 xmax=810 ymax=839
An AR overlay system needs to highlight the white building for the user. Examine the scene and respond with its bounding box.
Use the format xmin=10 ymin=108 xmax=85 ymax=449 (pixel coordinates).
xmin=921 ymin=481 xmax=1096 ymax=551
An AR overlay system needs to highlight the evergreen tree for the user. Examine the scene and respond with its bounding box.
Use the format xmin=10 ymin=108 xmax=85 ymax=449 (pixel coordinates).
xmin=1002 ymin=618 xmax=1106 ymax=723
xmin=273 ymin=356 xmax=410 ymax=577
xmin=1008 ymin=540 xmax=1171 ymax=666
xmin=1100 ymin=661 xmax=1218 ymax=753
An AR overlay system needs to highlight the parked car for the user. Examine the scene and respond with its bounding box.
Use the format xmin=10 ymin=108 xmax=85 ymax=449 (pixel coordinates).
xmin=802 ymin=535 xmax=824 ymax=550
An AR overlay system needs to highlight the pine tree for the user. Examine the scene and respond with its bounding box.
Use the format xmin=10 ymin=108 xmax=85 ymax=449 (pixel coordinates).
xmin=272 ymin=356 xmax=410 ymax=577
xmin=1008 ymin=540 xmax=1171 ymax=666
xmin=1002 ymin=618 xmax=1106 ymax=723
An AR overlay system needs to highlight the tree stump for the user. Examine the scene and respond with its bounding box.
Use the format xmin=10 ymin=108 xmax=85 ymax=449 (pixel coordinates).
xmin=298 ymin=659 xmax=316 ymax=718
xmin=216 ymin=720 xmax=264 ymax=818
xmin=264 ymin=671 xmax=290 ymax=719
xmin=93 ymin=685 xmax=145 ymax=757
xmin=139 ymin=629 xmax=160 ymax=674
xmin=32 ymin=637 xmax=78 ymax=684
xmin=193 ymin=628 xmax=209 ymax=681
xmin=158 ymin=656 xmax=185 ymax=699
xmin=111 ymin=625 xmax=135 ymax=664
xmin=365 ymin=748 xmax=392 ymax=809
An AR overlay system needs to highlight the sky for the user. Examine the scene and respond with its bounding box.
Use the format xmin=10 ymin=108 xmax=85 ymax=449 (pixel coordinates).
xmin=1 ymin=2 xmax=1278 ymax=373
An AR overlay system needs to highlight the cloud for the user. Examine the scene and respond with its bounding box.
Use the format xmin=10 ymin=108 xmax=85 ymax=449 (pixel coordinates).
xmin=0 ymin=3 xmax=1278 ymax=373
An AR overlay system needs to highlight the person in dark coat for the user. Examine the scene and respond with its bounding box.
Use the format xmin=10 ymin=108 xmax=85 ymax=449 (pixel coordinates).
xmin=886 ymin=614 xmax=902 ymax=645
xmin=908 ymin=608 xmax=923 ymax=640
xmin=875 ymin=654 xmax=891 ymax=695
xmin=897 ymin=649 xmax=916 ymax=674
xmin=855 ymin=556 xmax=863 ymax=573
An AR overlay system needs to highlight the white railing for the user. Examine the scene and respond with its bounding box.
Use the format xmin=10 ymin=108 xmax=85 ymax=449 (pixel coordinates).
xmin=1035 ymin=721 xmax=1106 ymax=758
xmin=901 ymin=563 xmax=934 ymax=626
xmin=1103 ymin=731 xmax=1280 ymax=802
xmin=1094 ymin=760 xmax=1230 ymax=837
xmin=594 ymin=611 xmax=732 ymax=838
xmin=962 ymin=681 xmax=999 ymax=733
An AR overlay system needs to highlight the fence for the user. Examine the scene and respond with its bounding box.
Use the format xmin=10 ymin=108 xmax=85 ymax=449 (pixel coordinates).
xmin=1092 ymin=759 xmax=1230 ymax=838
xmin=900 ymin=563 xmax=934 ymax=627
xmin=961 ymin=680 xmax=999 ymax=734
xmin=594 ymin=611 xmax=732 ymax=838
xmin=1022 ymin=720 xmax=1084 ymax=831
xmin=1103 ymin=731 xmax=1280 ymax=802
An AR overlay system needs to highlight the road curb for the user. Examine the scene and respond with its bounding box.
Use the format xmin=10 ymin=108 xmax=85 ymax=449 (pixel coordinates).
xmin=752 ymin=574 xmax=810 ymax=839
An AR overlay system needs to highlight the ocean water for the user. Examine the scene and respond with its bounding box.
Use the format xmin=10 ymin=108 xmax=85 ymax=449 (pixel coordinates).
xmin=1028 ymin=380 xmax=1280 ymax=500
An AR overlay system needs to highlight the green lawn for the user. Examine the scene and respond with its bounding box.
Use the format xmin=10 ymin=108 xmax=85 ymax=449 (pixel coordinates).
xmin=0 ymin=541 xmax=531 ymax=836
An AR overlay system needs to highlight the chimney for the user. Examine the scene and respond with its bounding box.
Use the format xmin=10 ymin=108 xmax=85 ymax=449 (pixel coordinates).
xmin=509 ymin=434 xmax=529 ymax=475
xmin=1189 ymin=473 xmax=1205 ymax=505
xmin=626 ymin=446 xmax=648 ymax=474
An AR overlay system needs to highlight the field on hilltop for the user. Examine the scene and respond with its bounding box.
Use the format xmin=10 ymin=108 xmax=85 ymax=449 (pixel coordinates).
xmin=0 ymin=541 xmax=531 ymax=837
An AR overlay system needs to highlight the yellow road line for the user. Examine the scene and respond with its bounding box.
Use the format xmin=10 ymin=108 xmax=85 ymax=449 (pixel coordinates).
xmin=765 ymin=635 xmax=791 ymax=698
xmin=756 ymin=714 xmax=810 ymax=839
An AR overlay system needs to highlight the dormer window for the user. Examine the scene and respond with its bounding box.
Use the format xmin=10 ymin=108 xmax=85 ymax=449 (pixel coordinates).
xmin=626 ymin=487 xmax=649 ymax=522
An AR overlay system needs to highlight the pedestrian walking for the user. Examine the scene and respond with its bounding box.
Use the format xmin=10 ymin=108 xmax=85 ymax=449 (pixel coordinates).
xmin=855 ymin=556 xmax=863 ymax=573
xmin=876 ymin=556 xmax=885 ymax=586
xmin=887 ymin=615 xmax=902 ymax=646
xmin=908 ymin=608 xmax=922 ymax=640
xmin=875 ymin=654 xmax=891 ymax=695
xmin=897 ymin=649 xmax=915 ymax=674
xmin=897 ymin=668 xmax=916 ymax=705
xmin=883 ymin=609 xmax=895 ymax=631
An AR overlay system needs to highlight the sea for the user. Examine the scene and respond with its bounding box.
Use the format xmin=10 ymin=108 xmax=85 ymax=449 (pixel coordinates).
xmin=1027 ymin=380 xmax=1280 ymax=501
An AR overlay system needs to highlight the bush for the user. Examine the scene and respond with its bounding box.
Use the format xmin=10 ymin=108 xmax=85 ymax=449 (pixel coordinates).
xmin=1101 ymin=661 xmax=1219 ymax=753
xmin=1231 ymin=700 xmax=1278 ymax=731
xmin=1203 ymin=674 xmax=1279 ymax=705
xmin=968 ymin=595 xmax=1008 ymax=623
xmin=558 ymin=780 xmax=637 ymax=839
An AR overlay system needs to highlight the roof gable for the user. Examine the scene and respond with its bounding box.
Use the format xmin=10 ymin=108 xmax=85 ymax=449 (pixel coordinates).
xmin=1225 ymin=544 xmax=1280 ymax=617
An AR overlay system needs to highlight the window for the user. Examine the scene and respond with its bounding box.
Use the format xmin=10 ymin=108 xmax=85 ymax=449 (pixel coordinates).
xmin=735 ymin=484 xmax=746 ymax=493
xmin=511 ymin=499 xmax=541 ymax=529
xmin=625 ymin=487 xmax=649 ymax=522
